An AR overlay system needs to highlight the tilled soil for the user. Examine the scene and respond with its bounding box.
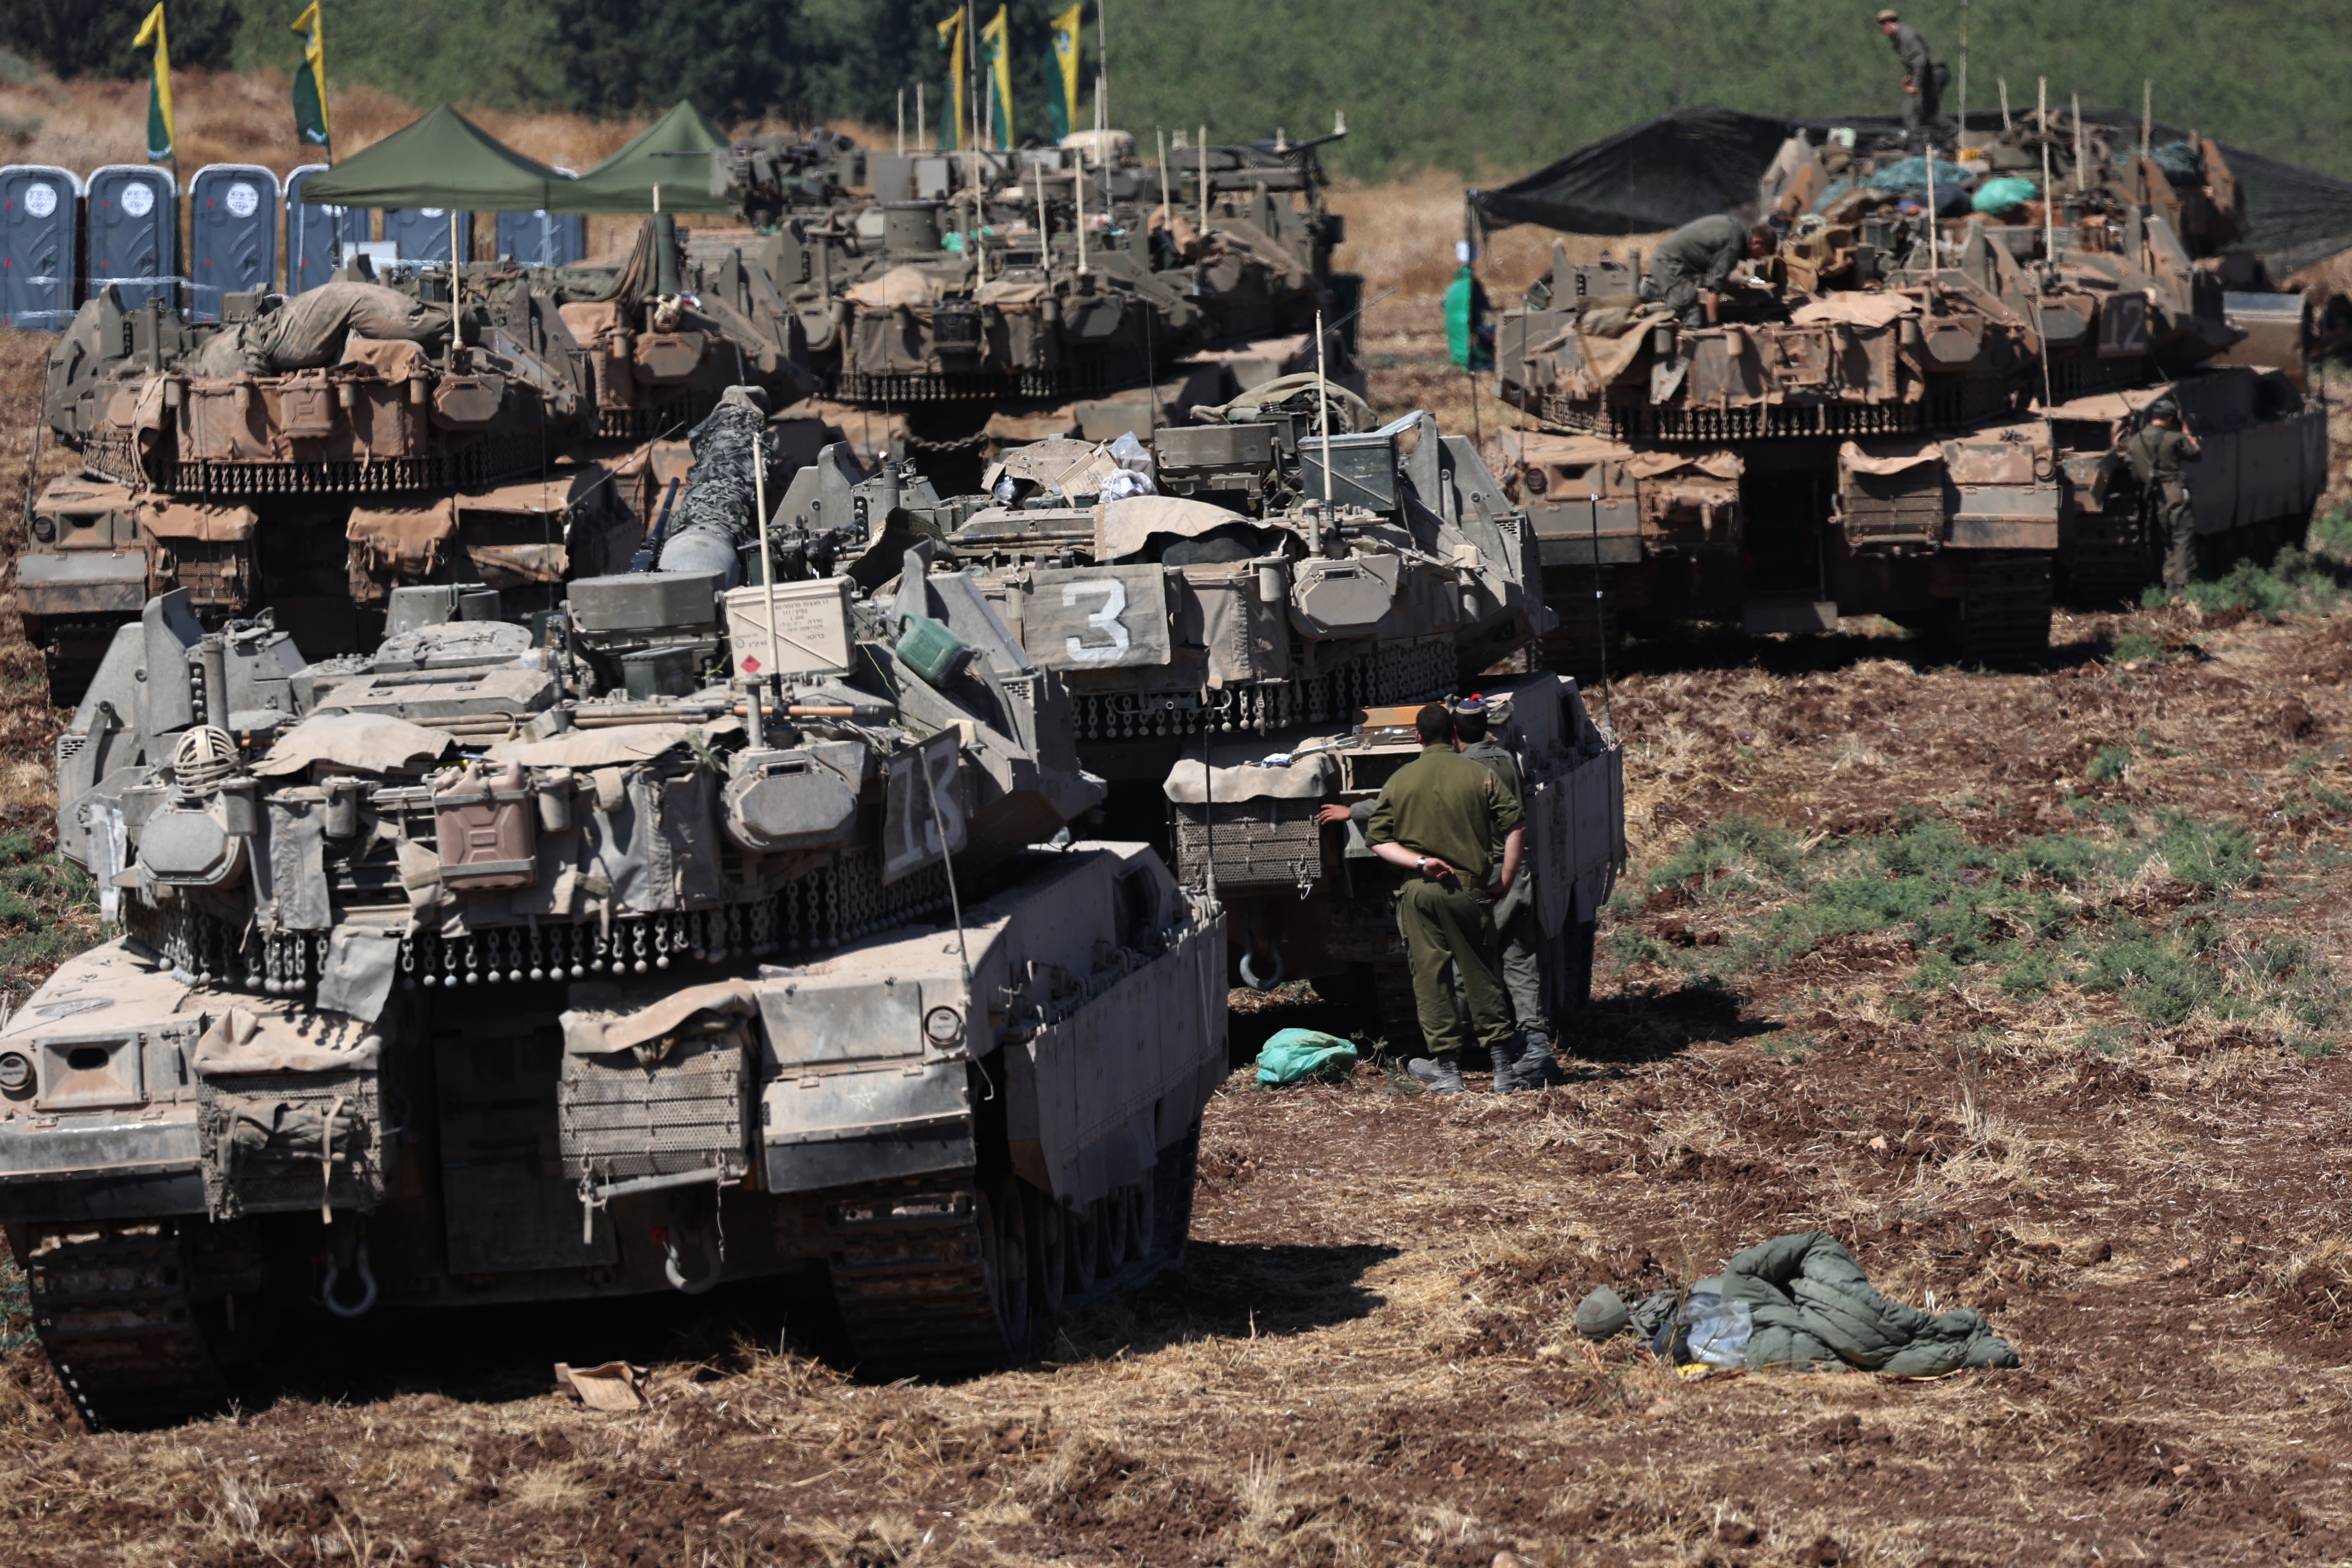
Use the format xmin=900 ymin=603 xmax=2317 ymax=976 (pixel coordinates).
xmin=5 ymin=321 xmax=2352 ymax=1561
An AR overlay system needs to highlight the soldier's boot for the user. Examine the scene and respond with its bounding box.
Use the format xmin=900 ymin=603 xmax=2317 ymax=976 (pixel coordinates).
xmin=1518 ymin=1028 xmax=1573 ymax=1088
xmin=1487 ymin=1033 xmax=1533 ymax=1092
xmin=1407 ymin=1052 xmax=1466 ymax=1094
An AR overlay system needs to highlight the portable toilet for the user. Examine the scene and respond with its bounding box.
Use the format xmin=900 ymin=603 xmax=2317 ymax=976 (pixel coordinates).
xmin=86 ymin=164 xmax=178 ymax=311
xmin=285 ymin=165 xmax=367 ymax=293
xmin=188 ymin=164 xmax=280 ymax=320
xmin=383 ymin=207 xmax=472 ymax=269
xmin=495 ymin=209 xmax=586 ymax=267
xmin=0 ymin=165 xmax=80 ymax=331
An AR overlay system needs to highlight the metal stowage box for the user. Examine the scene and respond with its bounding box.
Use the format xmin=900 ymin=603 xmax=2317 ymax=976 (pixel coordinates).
xmin=724 ymin=578 xmax=855 ymax=679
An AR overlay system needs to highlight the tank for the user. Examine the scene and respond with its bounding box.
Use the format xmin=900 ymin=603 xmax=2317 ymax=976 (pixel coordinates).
xmin=1493 ymin=125 xmax=2328 ymax=668
xmin=703 ymin=124 xmax=1356 ymax=417
xmin=14 ymin=431 xmax=1225 ymax=1424
xmin=811 ymin=381 xmax=1623 ymax=1037
xmin=28 ymin=269 xmax=628 ymax=701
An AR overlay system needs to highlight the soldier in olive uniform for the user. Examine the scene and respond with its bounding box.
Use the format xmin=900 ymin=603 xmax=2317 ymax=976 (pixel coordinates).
xmin=1450 ymin=695 xmax=1570 ymax=1090
xmin=1877 ymin=10 xmax=1949 ymax=149
xmin=2128 ymin=397 xmax=2203 ymax=594
xmin=1363 ymin=703 xmax=1525 ymax=1094
xmin=1646 ymin=214 xmax=1777 ymax=327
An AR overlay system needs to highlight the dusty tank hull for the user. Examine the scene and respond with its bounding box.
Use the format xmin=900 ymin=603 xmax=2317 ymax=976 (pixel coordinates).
xmin=1494 ymin=202 xmax=2324 ymax=667
xmin=1 ymin=844 xmax=1222 ymax=1423
xmin=887 ymin=402 xmax=1624 ymax=1026
xmin=29 ymin=276 xmax=622 ymax=699
xmin=19 ymin=473 xmax=1222 ymax=1417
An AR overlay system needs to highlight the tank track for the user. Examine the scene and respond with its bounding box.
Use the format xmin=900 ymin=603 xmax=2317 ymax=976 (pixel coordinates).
xmin=24 ymin=1222 xmax=226 ymax=1430
xmin=1539 ymin=564 xmax=1620 ymax=688
xmin=823 ymin=1127 xmax=1200 ymax=1377
xmin=1950 ymin=555 xmax=2053 ymax=667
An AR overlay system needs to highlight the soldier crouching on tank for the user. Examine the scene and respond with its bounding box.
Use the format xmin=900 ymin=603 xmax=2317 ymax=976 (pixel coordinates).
xmin=1643 ymin=215 xmax=1777 ymax=328
xmin=1359 ymin=702 xmax=1527 ymax=1095
xmin=2127 ymin=397 xmax=2203 ymax=596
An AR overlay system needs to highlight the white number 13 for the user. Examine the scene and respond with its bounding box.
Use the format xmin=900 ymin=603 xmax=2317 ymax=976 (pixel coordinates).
xmin=1061 ymin=579 xmax=1130 ymax=663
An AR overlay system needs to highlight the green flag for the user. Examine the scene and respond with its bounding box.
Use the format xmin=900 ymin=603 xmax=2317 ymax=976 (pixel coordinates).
xmin=290 ymin=2 xmax=329 ymax=151
xmin=934 ymin=9 xmax=966 ymax=152
xmin=979 ymin=5 xmax=1011 ymax=149
xmin=132 ymin=4 xmax=174 ymax=163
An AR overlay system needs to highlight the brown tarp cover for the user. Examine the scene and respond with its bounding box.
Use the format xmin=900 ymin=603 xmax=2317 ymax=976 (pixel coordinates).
xmin=194 ymin=1002 xmax=381 ymax=1074
xmin=1839 ymin=440 xmax=1942 ymax=477
xmin=253 ymin=711 xmax=453 ymax=777
xmin=845 ymin=266 xmax=945 ymax=308
xmin=347 ymin=499 xmax=458 ymax=578
xmin=559 ymin=979 xmax=758 ymax=1057
xmin=1096 ymin=494 xmax=1254 ymax=563
xmin=1790 ymin=293 xmax=1916 ymax=329
xmin=137 ymin=502 xmax=257 ymax=542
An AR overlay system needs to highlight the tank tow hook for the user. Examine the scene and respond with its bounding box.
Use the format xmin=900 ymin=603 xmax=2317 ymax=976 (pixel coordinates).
xmin=320 ymin=1242 xmax=379 ymax=1319
xmin=1238 ymin=932 xmax=1285 ymax=990
xmin=654 ymin=1226 xmax=721 ymax=1295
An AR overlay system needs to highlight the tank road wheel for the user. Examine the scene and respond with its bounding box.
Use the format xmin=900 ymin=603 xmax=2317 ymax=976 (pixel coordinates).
xmin=1122 ymin=1180 xmax=1157 ymax=1263
xmin=1150 ymin=1121 xmax=1202 ymax=1265
xmin=1064 ymin=1201 xmax=1099 ymax=1296
xmin=977 ymin=1181 xmax=1030 ymax=1356
xmin=1096 ymin=1193 xmax=1131 ymax=1276
xmin=25 ymin=1221 xmax=226 ymax=1431
xmin=1024 ymin=1185 xmax=1067 ymax=1326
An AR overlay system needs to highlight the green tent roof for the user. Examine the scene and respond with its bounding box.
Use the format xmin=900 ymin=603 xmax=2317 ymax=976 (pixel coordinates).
xmin=303 ymin=104 xmax=569 ymax=212
xmin=545 ymin=102 xmax=733 ymax=215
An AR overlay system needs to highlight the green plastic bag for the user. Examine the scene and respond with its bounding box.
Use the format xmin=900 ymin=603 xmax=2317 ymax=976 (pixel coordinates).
xmin=1254 ymin=1027 xmax=1358 ymax=1085
xmin=1970 ymin=177 xmax=2038 ymax=216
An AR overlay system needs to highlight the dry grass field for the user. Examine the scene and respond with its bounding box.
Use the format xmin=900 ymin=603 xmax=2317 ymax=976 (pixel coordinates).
xmin=3 ymin=70 xmax=2352 ymax=1568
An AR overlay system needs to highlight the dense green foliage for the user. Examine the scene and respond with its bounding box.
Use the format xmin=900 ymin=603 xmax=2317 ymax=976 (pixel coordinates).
xmin=4 ymin=1 xmax=2352 ymax=180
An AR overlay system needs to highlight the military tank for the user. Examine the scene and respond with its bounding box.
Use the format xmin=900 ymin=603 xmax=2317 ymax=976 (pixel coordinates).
xmin=786 ymin=379 xmax=1622 ymax=1035
xmin=705 ymin=124 xmax=1353 ymax=414
xmin=1494 ymin=127 xmax=2327 ymax=668
xmin=28 ymin=269 xmax=628 ymax=702
xmin=13 ymin=416 xmax=1226 ymax=1424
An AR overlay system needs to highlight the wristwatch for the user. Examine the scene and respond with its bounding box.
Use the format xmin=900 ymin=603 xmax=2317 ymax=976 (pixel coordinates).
xmin=1414 ymin=856 xmax=1431 ymax=874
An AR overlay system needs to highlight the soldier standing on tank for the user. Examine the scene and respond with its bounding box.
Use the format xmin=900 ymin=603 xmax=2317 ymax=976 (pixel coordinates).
xmin=1645 ymin=215 xmax=1777 ymax=328
xmin=1360 ymin=703 xmax=1525 ymax=1095
xmin=1877 ymin=10 xmax=1949 ymax=150
xmin=2128 ymin=397 xmax=2203 ymax=595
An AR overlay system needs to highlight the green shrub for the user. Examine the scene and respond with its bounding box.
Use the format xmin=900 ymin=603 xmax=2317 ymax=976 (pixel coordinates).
xmin=2108 ymin=629 xmax=2164 ymax=663
xmin=2088 ymin=743 xmax=2132 ymax=783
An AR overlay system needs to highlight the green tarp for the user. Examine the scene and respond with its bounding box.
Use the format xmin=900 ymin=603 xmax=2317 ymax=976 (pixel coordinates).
xmin=302 ymin=104 xmax=569 ymax=212
xmin=547 ymin=102 xmax=733 ymax=215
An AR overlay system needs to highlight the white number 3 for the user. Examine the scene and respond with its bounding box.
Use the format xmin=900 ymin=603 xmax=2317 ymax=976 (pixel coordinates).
xmin=1061 ymin=579 xmax=1130 ymax=663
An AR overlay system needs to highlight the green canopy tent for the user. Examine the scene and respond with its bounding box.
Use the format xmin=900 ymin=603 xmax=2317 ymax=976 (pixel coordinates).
xmin=545 ymin=102 xmax=733 ymax=215
xmin=302 ymin=103 xmax=570 ymax=211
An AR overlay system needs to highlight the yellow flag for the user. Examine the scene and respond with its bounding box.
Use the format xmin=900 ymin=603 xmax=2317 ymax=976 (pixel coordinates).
xmin=1048 ymin=4 xmax=1082 ymax=139
xmin=289 ymin=2 xmax=329 ymax=150
xmin=132 ymin=4 xmax=174 ymax=164
xmin=979 ymin=5 xmax=1012 ymax=150
xmin=934 ymin=9 xmax=966 ymax=152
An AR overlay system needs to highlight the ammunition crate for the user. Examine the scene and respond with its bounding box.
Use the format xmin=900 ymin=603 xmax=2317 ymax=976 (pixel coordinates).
xmin=559 ymin=1030 xmax=752 ymax=1188
xmin=1171 ymin=798 xmax=1326 ymax=891
xmin=198 ymin=1064 xmax=387 ymax=1218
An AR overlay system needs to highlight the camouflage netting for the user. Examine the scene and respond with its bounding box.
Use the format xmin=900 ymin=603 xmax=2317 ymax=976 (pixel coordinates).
xmin=1472 ymin=105 xmax=2352 ymax=275
xmin=655 ymin=388 xmax=776 ymax=581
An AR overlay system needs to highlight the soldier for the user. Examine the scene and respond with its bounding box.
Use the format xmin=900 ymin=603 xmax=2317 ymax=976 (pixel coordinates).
xmin=1645 ymin=214 xmax=1777 ymax=327
xmin=1876 ymin=10 xmax=1949 ymax=150
xmin=1362 ymin=703 xmax=1526 ymax=1095
xmin=2127 ymin=397 xmax=2203 ymax=594
xmin=1450 ymin=695 xmax=1571 ymax=1089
